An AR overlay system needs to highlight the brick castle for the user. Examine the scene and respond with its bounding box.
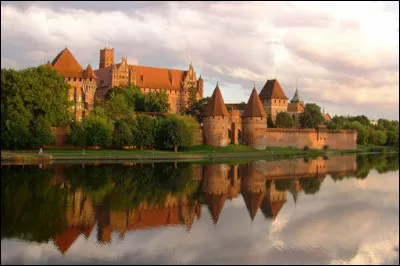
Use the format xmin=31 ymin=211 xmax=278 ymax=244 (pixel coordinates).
xmin=44 ymin=46 xmax=356 ymax=150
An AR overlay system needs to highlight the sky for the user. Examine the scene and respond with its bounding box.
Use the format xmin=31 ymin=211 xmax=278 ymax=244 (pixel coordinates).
xmin=1 ymin=1 xmax=399 ymax=121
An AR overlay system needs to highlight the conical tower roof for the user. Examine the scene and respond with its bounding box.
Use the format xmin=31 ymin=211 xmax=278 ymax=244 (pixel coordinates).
xmin=242 ymin=87 xmax=267 ymax=118
xmin=84 ymin=64 xmax=97 ymax=79
xmin=290 ymin=88 xmax=303 ymax=103
xmin=203 ymin=193 xmax=227 ymax=224
xmin=51 ymin=47 xmax=83 ymax=78
xmin=242 ymin=191 xmax=266 ymax=220
xmin=260 ymin=195 xmax=286 ymax=221
xmin=203 ymin=83 xmax=229 ymax=117
xmin=259 ymin=79 xmax=288 ymax=100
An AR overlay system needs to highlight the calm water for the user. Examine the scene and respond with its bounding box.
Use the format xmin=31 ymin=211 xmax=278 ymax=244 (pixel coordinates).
xmin=1 ymin=154 xmax=399 ymax=265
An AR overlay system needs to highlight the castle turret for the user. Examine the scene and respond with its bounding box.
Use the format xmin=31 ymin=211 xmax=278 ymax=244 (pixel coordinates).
xmin=287 ymin=86 xmax=305 ymax=128
xmin=242 ymin=86 xmax=267 ymax=150
xmin=83 ymin=64 xmax=97 ymax=115
xmin=202 ymin=83 xmax=230 ymax=147
xmin=99 ymin=47 xmax=114 ymax=69
xmin=197 ymin=75 xmax=204 ymax=98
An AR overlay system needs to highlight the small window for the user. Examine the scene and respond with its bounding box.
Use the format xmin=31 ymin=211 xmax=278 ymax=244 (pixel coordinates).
xmin=74 ymin=78 xmax=76 ymax=81
xmin=141 ymin=75 xmax=144 ymax=82
xmin=90 ymin=78 xmax=92 ymax=82
xmin=274 ymin=100 xmax=276 ymax=103
xmin=279 ymin=100 xmax=281 ymax=103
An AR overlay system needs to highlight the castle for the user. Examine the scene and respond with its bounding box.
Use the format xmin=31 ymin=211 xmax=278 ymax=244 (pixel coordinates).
xmin=44 ymin=46 xmax=356 ymax=150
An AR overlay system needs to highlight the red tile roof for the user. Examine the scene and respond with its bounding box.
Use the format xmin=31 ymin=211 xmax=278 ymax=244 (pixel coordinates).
xmin=242 ymin=88 xmax=267 ymax=118
xmin=203 ymin=84 xmax=229 ymax=117
xmin=51 ymin=48 xmax=83 ymax=78
xmin=259 ymin=79 xmax=288 ymax=100
xmin=323 ymin=113 xmax=331 ymax=121
xmin=54 ymin=226 xmax=81 ymax=255
xmin=129 ymin=65 xmax=186 ymax=90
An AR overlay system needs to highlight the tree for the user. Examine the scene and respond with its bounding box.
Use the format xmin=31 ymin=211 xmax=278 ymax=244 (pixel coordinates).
xmin=30 ymin=116 xmax=56 ymax=147
xmin=1 ymin=66 xmax=71 ymax=149
xmin=350 ymin=121 xmax=368 ymax=145
xmin=112 ymin=120 xmax=134 ymax=147
xmin=299 ymin=103 xmax=324 ymax=129
xmin=105 ymin=92 xmax=132 ymax=121
xmin=65 ymin=121 xmax=86 ymax=147
xmin=132 ymin=114 xmax=156 ymax=150
xmin=267 ymin=113 xmax=275 ymax=128
xmin=83 ymin=115 xmax=114 ymax=146
xmin=185 ymin=97 xmax=210 ymax=121
xmin=156 ymin=115 xmax=193 ymax=152
xmin=275 ymin=112 xmax=294 ymax=128
xmin=386 ymin=129 xmax=399 ymax=147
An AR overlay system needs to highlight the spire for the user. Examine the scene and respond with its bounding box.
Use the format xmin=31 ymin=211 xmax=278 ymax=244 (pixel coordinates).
xmin=242 ymin=87 xmax=267 ymax=118
xmin=84 ymin=64 xmax=97 ymax=79
xmin=44 ymin=61 xmax=53 ymax=69
xmin=290 ymin=88 xmax=303 ymax=104
xmin=203 ymin=83 xmax=229 ymax=117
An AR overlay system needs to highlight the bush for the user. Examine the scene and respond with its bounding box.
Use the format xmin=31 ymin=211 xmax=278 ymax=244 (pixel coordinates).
xmin=30 ymin=116 xmax=55 ymax=147
xmin=65 ymin=121 xmax=86 ymax=147
xmin=303 ymin=145 xmax=310 ymax=151
xmin=83 ymin=115 xmax=114 ymax=146
xmin=112 ymin=120 xmax=133 ymax=146
xmin=156 ymin=115 xmax=193 ymax=152
xmin=323 ymin=145 xmax=329 ymax=150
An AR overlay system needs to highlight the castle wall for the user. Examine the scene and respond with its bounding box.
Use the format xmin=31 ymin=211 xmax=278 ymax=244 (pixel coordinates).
xmin=261 ymin=98 xmax=288 ymax=121
xmin=229 ymin=110 xmax=242 ymax=144
xmin=250 ymin=128 xmax=357 ymax=150
xmin=202 ymin=116 xmax=230 ymax=147
xmin=201 ymin=164 xmax=229 ymax=194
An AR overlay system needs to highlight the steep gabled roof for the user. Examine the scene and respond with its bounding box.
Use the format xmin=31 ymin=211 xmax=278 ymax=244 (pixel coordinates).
xmin=242 ymin=88 xmax=267 ymax=118
xmin=84 ymin=64 xmax=97 ymax=79
xmin=54 ymin=226 xmax=81 ymax=255
xmin=203 ymin=83 xmax=229 ymax=117
xmin=259 ymin=79 xmax=288 ymax=100
xmin=51 ymin=48 xmax=83 ymax=78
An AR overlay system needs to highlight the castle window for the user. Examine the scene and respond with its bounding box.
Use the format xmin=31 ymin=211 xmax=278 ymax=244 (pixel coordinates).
xmin=74 ymin=78 xmax=76 ymax=81
xmin=140 ymin=75 xmax=144 ymax=82
xmin=274 ymin=100 xmax=276 ymax=103
xmin=279 ymin=100 xmax=281 ymax=103
xmin=90 ymin=78 xmax=92 ymax=82
xmin=79 ymin=78 xmax=82 ymax=82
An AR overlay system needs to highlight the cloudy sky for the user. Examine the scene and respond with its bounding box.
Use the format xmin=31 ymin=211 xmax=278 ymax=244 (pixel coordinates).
xmin=1 ymin=1 xmax=399 ymax=120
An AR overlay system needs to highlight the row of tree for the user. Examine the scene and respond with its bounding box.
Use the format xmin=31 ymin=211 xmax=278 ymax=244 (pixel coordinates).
xmin=66 ymin=113 xmax=194 ymax=152
xmin=325 ymin=115 xmax=399 ymax=147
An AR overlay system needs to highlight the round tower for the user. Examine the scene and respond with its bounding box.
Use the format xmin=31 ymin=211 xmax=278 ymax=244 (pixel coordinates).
xmin=242 ymin=86 xmax=268 ymax=150
xmin=202 ymin=83 xmax=230 ymax=147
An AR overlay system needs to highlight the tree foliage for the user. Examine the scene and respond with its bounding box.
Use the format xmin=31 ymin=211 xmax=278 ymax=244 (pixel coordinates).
xmin=299 ymin=103 xmax=324 ymax=129
xmin=1 ymin=66 xmax=71 ymax=149
xmin=83 ymin=115 xmax=114 ymax=146
xmin=275 ymin=112 xmax=294 ymax=128
xmin=156 ymin=115 xmax=193 ymax=152
xmin=132 ymin=114 xmax=156 ymax=149
xmin=185 ymin=96 xmax=210 ymax=121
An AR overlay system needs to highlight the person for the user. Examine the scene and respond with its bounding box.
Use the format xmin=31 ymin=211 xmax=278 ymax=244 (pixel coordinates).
xmin=39 ymin=148 xmax=43 ymax=155
xmin=82 ymin=148 xmax=85 ymax=155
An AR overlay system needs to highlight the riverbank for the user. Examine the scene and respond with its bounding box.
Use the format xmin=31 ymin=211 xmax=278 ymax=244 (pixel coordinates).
xmin=1 ymin=144 xmax=397 ymax=165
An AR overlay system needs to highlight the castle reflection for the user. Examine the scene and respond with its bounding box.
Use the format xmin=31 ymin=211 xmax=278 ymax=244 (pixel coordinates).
xmin=1 ymin=153 xmax=398 ymax=255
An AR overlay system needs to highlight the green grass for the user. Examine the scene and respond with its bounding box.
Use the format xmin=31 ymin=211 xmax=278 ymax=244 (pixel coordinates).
xmin=2 ymin=144 xmax=397 ymax=160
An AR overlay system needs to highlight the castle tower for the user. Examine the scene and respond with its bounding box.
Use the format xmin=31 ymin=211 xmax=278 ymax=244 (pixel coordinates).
xmin=99 ymin=47 xmax=114 ymax=69
xmin=259 ymin=79 xmax=288 ymax=122
xmin=260 ymin=180 xmax=287 ymax=221
xmin=241 ymin=161 xmax=267 ymax=220
xmin=242 ymin=86 xmax=268 ymax=150
xmin=287 ymin=87 xmax=305 ymax=128
xmin=202 ymin=83 xmax=230 ymax=147
xmin=197 ymin=75 xmax=204 ymax=99
xmin=83 ymin=64 xmax=97 ymax=115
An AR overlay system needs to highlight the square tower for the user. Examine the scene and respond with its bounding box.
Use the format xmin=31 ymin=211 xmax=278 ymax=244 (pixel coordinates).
xmin=99 ymin=47 xmax=114 ymax=69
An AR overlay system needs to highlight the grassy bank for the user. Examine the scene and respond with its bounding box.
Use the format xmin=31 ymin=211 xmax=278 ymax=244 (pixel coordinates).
xmin=1 ymin=144 xmax=397 ymax=162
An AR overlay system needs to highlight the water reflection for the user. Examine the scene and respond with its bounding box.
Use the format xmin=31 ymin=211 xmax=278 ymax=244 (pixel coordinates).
xmin=1 ymin=153 xmax=398 ymax=264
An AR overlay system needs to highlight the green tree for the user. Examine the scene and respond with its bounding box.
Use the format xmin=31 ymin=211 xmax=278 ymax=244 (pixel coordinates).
xmin=1 ymin=66 xmax=71 ymax=149
xmin=157 ymin=115 xmax=193 ymax=152
xmin=185 ymin=97 xmax=210 ymax=121
xmin=113 ymin=120 xmax=134 ymax=146
xmin=105 ymin=92 xmax=132 ymax=121
xmin=83 ymin=115 xmax=114 ymax=146
xmin=275 ymin=112 xmax=294 ymax=128
xmin=299 ymin=103 xmax=324 ymax=129
xmin=267 ymin=113 xmax=275 ymax=128
xmin=30 ymin=116 xmax=56 ymax=147
xmin=65 ymin=121 xmax=86 ymax=147
xmin=386 ymin=129 xmax=399 ymax=147
xmin=132 ymin=114 xmax=156 ymax=150
xmin=349 ymin=121 xmax=368 ymax=145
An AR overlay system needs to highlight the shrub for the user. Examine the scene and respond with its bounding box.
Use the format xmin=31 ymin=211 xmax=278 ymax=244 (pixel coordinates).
xmin=323 ymin=145 xmax=329 ymax=150
xmin=83 ymin=115 xmax=114 ymax=146
xmin=303 ymin=145 xmax=310 ymax=151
